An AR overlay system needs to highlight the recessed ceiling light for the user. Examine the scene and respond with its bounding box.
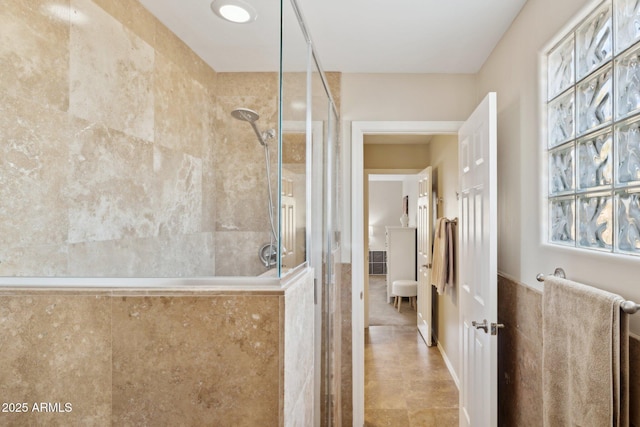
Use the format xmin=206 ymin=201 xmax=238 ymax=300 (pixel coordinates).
xmin=211 ymin=0 xmax=257 ymax=24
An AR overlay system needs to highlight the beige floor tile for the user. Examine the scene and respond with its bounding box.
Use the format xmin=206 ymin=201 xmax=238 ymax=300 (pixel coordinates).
xmin=365 ymin=325 xmax=459 ymax=425
xmin=365 ymin=409 xmax=411 ymax=427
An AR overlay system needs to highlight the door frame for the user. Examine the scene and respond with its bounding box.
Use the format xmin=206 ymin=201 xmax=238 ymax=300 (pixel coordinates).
xmin=351 ymin=120 xmax=463 ymax=426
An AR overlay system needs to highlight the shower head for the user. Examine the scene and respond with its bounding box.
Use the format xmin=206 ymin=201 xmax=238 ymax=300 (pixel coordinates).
xmin=231 ymin=107 xmax=274 ymax=146
xmin=231 ymin=108 xmax=260 ymax=123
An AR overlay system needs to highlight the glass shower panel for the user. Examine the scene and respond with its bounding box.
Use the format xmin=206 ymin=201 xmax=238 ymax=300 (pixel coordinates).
xmin=576 ymin=129 xmax=612 ymax=191
xmin=576 ymin=65 xmax=612 ymax=136
xmin=577 ymin=192 xmax=613 ymax=250
xmin=280 ymin=0 xmax=310 ymax=275
xmin=576 ymin=3 xmax=612 ymax=81
xmin=548 ymin=35 xmax=575 ymax=100
xmin=615 ymin=43 xmax=640 ymax=119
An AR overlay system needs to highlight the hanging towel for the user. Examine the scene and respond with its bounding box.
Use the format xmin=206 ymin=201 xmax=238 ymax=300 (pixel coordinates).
xmin=542 ymin=275 xmax=629 ymax=427
xmin=431 ymin=217 xmax=454 ymax=294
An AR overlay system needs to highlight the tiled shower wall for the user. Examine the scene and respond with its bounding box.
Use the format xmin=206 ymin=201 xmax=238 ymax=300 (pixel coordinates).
xmin=0 ymin=0 xmax=276 ymax=277
xmin=498 ymin=274 xmax=640 ymax=426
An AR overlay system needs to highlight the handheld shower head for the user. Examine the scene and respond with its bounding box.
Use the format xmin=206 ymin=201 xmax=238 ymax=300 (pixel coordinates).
xmin=231 ymin=107 xmax=260 ymax=123
xmin=231 ymin=108 xmax=271 ymax=146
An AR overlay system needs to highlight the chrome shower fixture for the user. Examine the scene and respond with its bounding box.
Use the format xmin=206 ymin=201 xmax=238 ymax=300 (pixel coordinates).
xmin=231 ymin=108 xmax=275 ymax=146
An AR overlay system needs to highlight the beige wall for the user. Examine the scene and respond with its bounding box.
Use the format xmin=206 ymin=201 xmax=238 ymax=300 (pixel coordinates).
xmin=341 ymin=73 xmax=478 ymax=121
xmin=429 ymin=135 xmax=460 ymax=376
xmin=476 ymin=0 xmax=640 ymax=334
xmin=364 ymin=143 xmax=430 ymax=170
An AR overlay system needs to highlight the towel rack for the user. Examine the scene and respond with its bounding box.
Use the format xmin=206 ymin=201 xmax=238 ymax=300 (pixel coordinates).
xmin=536 ymin=267 xmax=640 ymax=314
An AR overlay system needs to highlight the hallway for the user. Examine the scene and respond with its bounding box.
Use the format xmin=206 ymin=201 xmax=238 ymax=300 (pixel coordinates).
xmin=365 ymin=276 xmax=459 ymax=426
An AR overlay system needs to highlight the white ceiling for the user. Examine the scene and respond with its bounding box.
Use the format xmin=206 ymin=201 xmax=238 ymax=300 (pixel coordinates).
xmin=139 ymin=0 xmax=528 ymax=74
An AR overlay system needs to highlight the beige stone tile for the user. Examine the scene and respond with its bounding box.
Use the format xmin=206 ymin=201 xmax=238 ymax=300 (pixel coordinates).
xmin=68 ymin=233 xmax=214 ymax=277
xmin=0 ymin=0 xmax=69 ymax=111
xmin=69 ymin=0 xmax=154 ymax=141
xmin=365 ymin=409 xmax=410 ymax=427
xmin=112 ymin=295 xmax=281 ymax=426
xmin=0 ymin=295 xmax=111 ymax=426
xmin=154 ymin=19 xmax=217 ymax=90
xmin=92 ymin=0 xmax=156 ymax=48
xmin=153 ymin=145 xmax=203 ymax=236
xmin=214 ymin=231 xmax=272 ymax=276
xmin=366 ymin=380 xmax=408 ymax=410
xmin=66 ymin=122 xmax=155 ymax=243
xmin=154 ymin=53 xmax=210 ymax=158
xmin=214 ymin=95 xmax=278 ymax=233
xmin=325 ymin=71 xmax=342 ymax=112
xmin=630 ymin=336 xmax=640 ymax=426
xmin=0 ymin=95 xmax=70 ymax=249
xmin=408 ymin=408 xmax=459 ymax=427
xmin=217 ymin=72 xmax=278 ymax=98
xmin=405 ymin=380 xmax=459 ymax=410
xmin=284 ymin=270 xmax=314 ymax=423
xmin=0 ymin=245 xmax=68 ymax=276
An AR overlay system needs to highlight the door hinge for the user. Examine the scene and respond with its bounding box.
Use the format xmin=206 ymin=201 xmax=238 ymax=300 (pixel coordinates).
xmin=491 ymin=322 xmax=505 ymax=336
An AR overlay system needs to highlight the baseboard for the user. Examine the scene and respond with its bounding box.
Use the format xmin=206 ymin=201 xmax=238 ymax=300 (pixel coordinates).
xmin=436 ymin=339 xmax=460 ymax=390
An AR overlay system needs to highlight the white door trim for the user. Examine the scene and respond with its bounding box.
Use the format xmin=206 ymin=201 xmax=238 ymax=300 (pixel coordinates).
xmin=351 ymin=120 xmax=463 ymax=426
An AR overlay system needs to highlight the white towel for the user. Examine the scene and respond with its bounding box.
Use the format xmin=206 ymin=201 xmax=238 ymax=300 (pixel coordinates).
xmin=431 ymin=217 xmax=454 ymax=294
xmin=542 ymin=276 xmax=629 ymax=427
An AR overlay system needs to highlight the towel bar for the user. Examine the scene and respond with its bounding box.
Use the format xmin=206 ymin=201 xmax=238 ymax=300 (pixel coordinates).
xmin=536 ymin=267 xmax=640 ymax=314
xmin=535 ymin=267 xmax=566 ymax=282
xmin=621 ymin=301 xmax=640 ymax=314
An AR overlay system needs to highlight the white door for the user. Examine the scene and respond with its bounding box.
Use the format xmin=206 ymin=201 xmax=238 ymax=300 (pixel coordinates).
xmin=416 ymin=167 xmax=433 ymax=346
xmin=459 ymin=92 xmax=498 ymax=427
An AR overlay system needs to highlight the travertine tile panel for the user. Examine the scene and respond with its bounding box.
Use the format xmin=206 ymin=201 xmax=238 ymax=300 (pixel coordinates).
xmin=215 ymin=231 xmax=272 ymax=276
xmin=0 ymin=245 xmax=68 ymax=277
xmin=215 ymin=95 xmax=277 ymax=232
xmin=154 ymin=19 xmax=217 ymax=90
xmin=0 ymin=0 xmax=69 ymax=111
xmin=284 ymin=269 xmax=314 ymax=423
xmin=325 ymin=71 xmax=341 ymax=112
xmin=282 ymin=132 xmax=306 ymax=164
xmin=68 ymin=233 xmax=214 ymax=277
xmin=202 ymin=105 xmax=218 ymax=233
xmin=631 ymin=336 xmax=640 ymax=426
xmin=0 ymin=295 xmax=111 ymax=426
xmin=153 ymin=145 xmax=203 ymax=236
xmin=69 ymin=0 xmax=154 ymax=141
xmin=154 ymin=53 xmax=210 ymax=158
xmin=341 ymin=263 xmax=353 ymax=426
xmin=67 ymin=122 xmax=155 ymax=243
xmin=112 ymin=295 xmax=281 ymax=426
xmin=217 ymin=72 xmax=278 ymax=97
xmin=92 ymin=0 xmax=157 ymax=49
xmin=0 ymin=95 xmax=70 ymax=248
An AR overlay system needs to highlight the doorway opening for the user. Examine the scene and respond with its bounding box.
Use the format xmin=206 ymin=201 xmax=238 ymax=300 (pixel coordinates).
xmin=351 ymin=121 xmax=462 ymax=425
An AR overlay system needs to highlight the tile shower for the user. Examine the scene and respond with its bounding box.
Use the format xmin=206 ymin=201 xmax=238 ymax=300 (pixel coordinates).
xmin=0 ymin=0 xmax=348 ymax=425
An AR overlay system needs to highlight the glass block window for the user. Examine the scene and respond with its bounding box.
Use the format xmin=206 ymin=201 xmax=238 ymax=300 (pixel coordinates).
xmin=546 ymin=0 xmax=640 ymax=256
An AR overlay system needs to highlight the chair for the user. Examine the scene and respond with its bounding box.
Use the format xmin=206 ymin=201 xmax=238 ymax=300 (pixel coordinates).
xmin=392 ymin=280 xmax=418 ymax=313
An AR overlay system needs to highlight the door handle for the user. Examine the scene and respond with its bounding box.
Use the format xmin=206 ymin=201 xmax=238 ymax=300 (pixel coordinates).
xmin=471 ymin=319 xmax=488 ymax=333
xmin=491 ymin=322 xmax=505 ymax=336
xmin=422 ymin=264 xmax=432 ymax=269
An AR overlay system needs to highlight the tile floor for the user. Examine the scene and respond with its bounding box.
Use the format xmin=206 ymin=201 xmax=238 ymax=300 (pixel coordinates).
xmin=365 ymin=326 xmax=459 ymax=426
